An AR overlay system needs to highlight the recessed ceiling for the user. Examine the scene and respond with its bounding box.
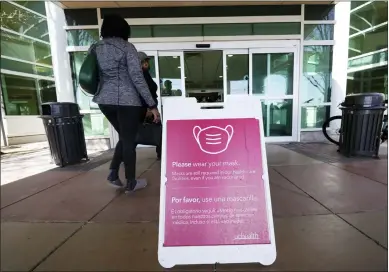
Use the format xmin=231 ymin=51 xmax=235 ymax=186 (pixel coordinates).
xmin=58 ymin=1 xmax=334 ymax=9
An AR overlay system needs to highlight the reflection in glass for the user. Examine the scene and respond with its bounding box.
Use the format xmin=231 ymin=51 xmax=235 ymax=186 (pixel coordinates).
xmin=301 ymin=105 xmax=330 ymax=129
xmin=350 ymin=1 xmax=388 ymax=35
xmin=301 ymin=46 xmax=333 ymax=104
xmin=39 ymin=80 xmax=57 ymax=104
xmin=348 ymin=50 xmax=388 ymax=69
xmin=14 ymin=1 xmax=47 ymax=15
xmin=349 ymin=25 xmax=388 ymax=58
xmin=1 ymin=30 xmax=52 ymax=65
xmin=261 ymin=100 xmax=293 ymax=137
xmin=252 ymin=22 xmax=301 ymax=35
xmin=203 ymin=24 xmax=251 ymax=36
xmin=304 ymin=24 xmax=334 ymax=40
xmin=184 ymin=51 xmax=223 ymax=103
xmin=304 ymin=4 xmax=335 ymax=20
xmin=252 ymin=53 xmax=294 ymax=95
xmin=154 ymin=25 xmax=202 ymax=37
xmin=147 ymin=56 xmax=156 ymax=78
xmin=158 ymin=56 xmax=182 ymax=97
xmin=70 ymin=52 xmax=98 ymax=110
xmin=347 ymin=66 xmax=388 ymax=99
xmin=82 ymin=113 xmax=110 ymax=137
xmin=0 ymin=74 xmax=57 ymax=115
xmin=0 ymin=1 xmax=49 ymax=41
xmin=226 ymin=54 xmax=249 ymax=95
xmin=1 ymin=58 xmax=54 ymax=77
xmin=131 ymin=26 xmax=152 ymax=38
xmin=67 ymin=29 xmax=99 ymax=46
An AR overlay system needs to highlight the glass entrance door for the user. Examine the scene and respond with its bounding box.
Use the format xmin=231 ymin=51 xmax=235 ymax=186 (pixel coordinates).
xmin=249 ymin=47 xmax=299 ymax=142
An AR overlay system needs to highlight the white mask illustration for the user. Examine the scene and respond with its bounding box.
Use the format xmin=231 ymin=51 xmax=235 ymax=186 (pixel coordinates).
xmin=193 ymin=125 xmax=234 ymax=154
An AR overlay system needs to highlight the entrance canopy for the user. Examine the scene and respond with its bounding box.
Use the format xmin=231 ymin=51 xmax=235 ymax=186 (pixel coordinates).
xmin=58 ymin=1 xmax=334 ymax=9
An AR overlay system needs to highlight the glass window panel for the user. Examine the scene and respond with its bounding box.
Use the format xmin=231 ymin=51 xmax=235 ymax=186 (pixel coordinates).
xmin=14 ymin=1 xmax=46 ymax=15
xmin=33 ymin=41 xmax=52 ymax=65
xmin=1 ymin=58 xmax=54 ymax=77
xmin=184 ymin=51 xmax=223 ymax=103
xmin=347 ymin=66 xmax=388 ymax=99
xmin=226 ymin=54 xmax=249 ymax=95
xmin=147 ymin=56 xmax=156 ymax=78
xmin=1 ymin=30 xmax=52 ymax=65
xmin=38 ymin=79 xmax=57 ymax=103
xmin=261 ymin=99 xmax=293 ymax=137
xmin=348 ymin=50 xmax=388 ymax=69
xmin=203 ymin=24 xmax=252 ymax=36
xmin=252 ymin=53 xmax=294 ymax=95
xmin=304 ymin=24 xmax=334 ymax=40
xmin=65 ymin=9 xmax=98 ymax=26
xmin=304 ymin=4 xmax=335 ymax=20
xmin=159 ymin=56 xmax=183 ymax=97
xmin=131 ymin=26 xmax=152 ymax=38
xmin=70 ymin=52 xmax=98 ymax=111
xmin=102 ymin=5 xmax=301 ymax=19
xmin=0 ymin=1 xmax=49 ymax=40
xmin=153 ymin=25 xmax=202 ymax=37
xmin=350 ymin=1 xmax=387 ymax=33
xmin=301 ymin=105 xmax=331 ymax=129
xmin=351 ymin=1 xmax=368 ymax=10
xmin=348 ymin=24 xmax=388 ymax=58
xmin=1 ymin=74 xmax=41 ymax=115
xmin=67 ymin=29 xmax=99 ymax=46
xmin=252 ymin=54 xmax=267 ymax=94
xmin=82 ymin=113 xmax=110 ymax=137
xmin=302 ymin=46 xmax=333 ymax=104
xmin=69 ymin=52 xmax=108 ymax=136
xmin=253 ymin=22 xmax=301 ymax=35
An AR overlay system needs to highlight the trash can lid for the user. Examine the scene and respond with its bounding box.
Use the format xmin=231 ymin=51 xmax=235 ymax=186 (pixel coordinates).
xmin=343 ymin=93 xmax=385 ymax=108
xmin=41 ymin=102 xmax=78 ymax=106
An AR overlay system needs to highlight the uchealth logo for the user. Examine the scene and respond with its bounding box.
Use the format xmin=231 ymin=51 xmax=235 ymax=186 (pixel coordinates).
xmin=193 ymin=125 xmax=234 ymax=154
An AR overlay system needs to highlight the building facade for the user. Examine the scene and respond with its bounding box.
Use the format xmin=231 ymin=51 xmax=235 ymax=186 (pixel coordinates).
xmin=0 ymin=1 xmax=387 ymax=148
xmin=1 ymin=0 xmax=57 ymax=144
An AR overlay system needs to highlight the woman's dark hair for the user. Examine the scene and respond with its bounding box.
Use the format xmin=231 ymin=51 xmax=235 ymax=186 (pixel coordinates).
xmin=101 ymin=14 xmax=130 ymax=40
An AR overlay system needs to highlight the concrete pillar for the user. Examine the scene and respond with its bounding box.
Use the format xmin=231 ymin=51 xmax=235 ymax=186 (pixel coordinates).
xmin=45 ymin=2 xmax=75 ymax=102
xmin=330 ymin=2 xmax=351 ymax=129
xmin=0 ymin=82 xmax=9 ymax=147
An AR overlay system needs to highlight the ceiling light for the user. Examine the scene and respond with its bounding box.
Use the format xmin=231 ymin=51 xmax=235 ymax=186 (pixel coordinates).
xmin=177 ymin=66 xmax=181 ymax=69
xmin=228 ymin=55 xmax=233 ymax=57
xmin=173 ymin=56 xmax=178 ymax=58
xmin=219 ymin=76 xmax=223 ymax=78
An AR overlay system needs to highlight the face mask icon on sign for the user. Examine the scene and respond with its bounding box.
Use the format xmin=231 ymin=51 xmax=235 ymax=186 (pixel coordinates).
xmin=193 ymin=125 xmax=234 ymax=154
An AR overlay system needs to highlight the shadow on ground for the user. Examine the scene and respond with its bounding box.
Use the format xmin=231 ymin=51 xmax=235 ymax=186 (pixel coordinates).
xmin=1 ymin=144 xmax=387 ymax=271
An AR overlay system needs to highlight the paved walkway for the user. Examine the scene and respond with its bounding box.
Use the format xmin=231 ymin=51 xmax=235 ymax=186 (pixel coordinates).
xmin=1 ymin=142 xmax=104 ymax=185
xmin=1 ymin=144 xmax=387 ymax=271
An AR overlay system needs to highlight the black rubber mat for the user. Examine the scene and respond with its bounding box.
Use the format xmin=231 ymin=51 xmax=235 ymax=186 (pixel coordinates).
xmin=279 ymin=142 xmax=388 ymax=163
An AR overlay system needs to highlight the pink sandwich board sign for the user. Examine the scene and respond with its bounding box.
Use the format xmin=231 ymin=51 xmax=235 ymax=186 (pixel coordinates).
xmin=158 ymin=97 xmax=276 ymax=268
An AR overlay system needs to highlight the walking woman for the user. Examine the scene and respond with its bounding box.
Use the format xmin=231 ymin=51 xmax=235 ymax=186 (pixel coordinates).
xmin=91 ymin=14 xmax=160 ymax=193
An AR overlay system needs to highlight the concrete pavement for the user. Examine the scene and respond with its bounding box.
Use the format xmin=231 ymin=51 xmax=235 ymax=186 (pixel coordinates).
xmin=1 ymin=144 xmax=387 ymax=271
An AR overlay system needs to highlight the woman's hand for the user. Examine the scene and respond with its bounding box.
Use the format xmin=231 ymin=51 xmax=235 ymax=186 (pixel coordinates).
xmin=149 ymin=108 xmax=161 ymax=123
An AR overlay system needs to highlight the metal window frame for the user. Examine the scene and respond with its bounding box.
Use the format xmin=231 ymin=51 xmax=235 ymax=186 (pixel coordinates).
xmin=299 ymin=4 xmax=337 ymax=133
xmin=1 ymin=55 xmax=53 ymax=68
xmin=349 ymin=22 xmax=388 ymax=39
xmin=350 ymin=1 xmax=374 ymax=13
xmin=1 ymin=27 xmax=51 ymax=45
xmin=0 ymin=69 xmax=55 ymax=81
xmin=348 ymin=48 xmax=388 ymax=61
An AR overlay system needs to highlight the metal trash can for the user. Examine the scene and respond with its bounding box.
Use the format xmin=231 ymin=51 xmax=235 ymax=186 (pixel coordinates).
xmin=40 ymin=102 xmax=88 ymax=167
xmin=339 ymin=93 xmax=386 ymax=158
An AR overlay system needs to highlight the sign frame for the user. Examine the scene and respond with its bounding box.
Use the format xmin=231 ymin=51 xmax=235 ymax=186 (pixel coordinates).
xmin=158 ymin=96 xmax=276 ymax=268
